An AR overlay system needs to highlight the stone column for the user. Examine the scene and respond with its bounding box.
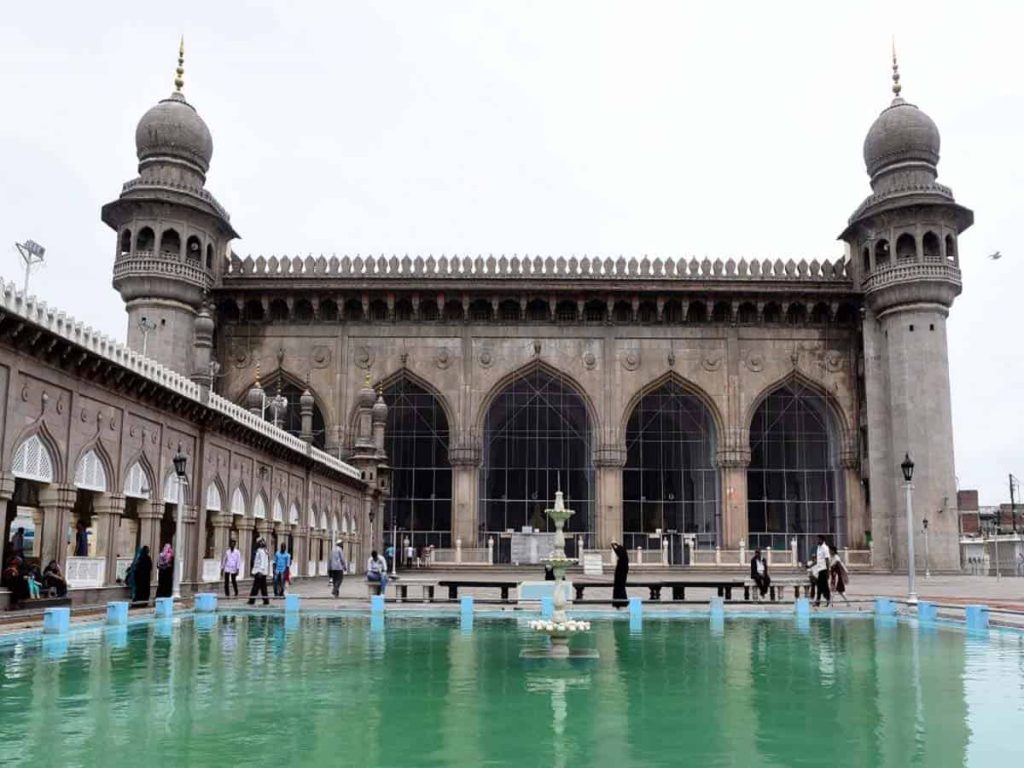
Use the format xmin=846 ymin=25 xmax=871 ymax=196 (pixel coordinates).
xmin=92 ymin=493 xmax=126 ymax=586
xmin=181 ymin=504 xmax=199 ymax=589
xmin=139 ymin=501 xmax=164 ymax=561
xmin=842 ymin=450 xmax=868 ymax=549
xmin=37 ymin=484 xmax=76 ymax=571
xmin=594 ymin=445 xmax=626 ymax=549
xmin=0 ymin=473 xmax=15 ymax=564
xmin=449 ymin=442 xmax=481 ymax=546
xmin=210 ymin=513 xmax=232 ymax=564
xmin=236 ymin=517 xmax=255 ymax=578
xmin=719 ymin=460 xmax=750 ymax=550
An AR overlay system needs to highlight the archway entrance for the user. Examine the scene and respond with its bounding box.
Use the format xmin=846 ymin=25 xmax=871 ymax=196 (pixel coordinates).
xmin=747 ymin=382 xmax=844 ymax=562
xmin=623 ymin=380 xmax=720 ymax=562
xmin=480 ymin=367 xmax=594 ymax=561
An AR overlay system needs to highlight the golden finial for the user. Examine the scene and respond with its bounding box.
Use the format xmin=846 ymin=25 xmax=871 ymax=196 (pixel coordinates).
xmin=364 ymin=370 xmax=372 ymax=387
xmin=174 ymin=36 xmax=185 ymax=93
xmin=891 ymin=38 xmax=902 ymax=98
xmin=255 ymin=360 xmax=261 ymax=387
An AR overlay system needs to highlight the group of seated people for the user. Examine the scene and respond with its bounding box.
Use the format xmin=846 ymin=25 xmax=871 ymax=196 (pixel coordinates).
xmin=1 ymin=557 xmax=67 ymax=606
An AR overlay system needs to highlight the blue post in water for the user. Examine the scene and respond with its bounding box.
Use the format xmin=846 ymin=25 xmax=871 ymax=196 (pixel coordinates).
xmin=540 ymin=596 xmax=553 ymax=619
xmin=43 ymin=607 xmax=70 ymax=635
xmin=154 ymin=617 xmax=173 ymax=638
xmin=284 ymin=594 xmax=301 ymax=613
xmin=917 ymin=601 xmax=938 ymax=623
xmin=195 ymin=613 xmax=217 ymax=633
xmin=370 ymin=594 xmax=385 ymax=616
xmin=460 ymin=596 xmax=474 ymax=632
xmin=965 ymin=605 xmax=989 ymax=631
xmin=628 ymin=597 xmax=643 ymax=632
xmin=155 ymin=597 xmax=174 ymax=618
xmin=194 ymin=593 xmax=218 ymax=613
xmin=794 ymin=597 xmax=811 ymax=617
xmin=107 ymin=625 xmax=128 ymax=649
xmin=106 ymin=601 xmax=129 ymax=626
xmin=874 ymin=597 xmax=897 ymax=616
xmin=709 ymin=596 xmax=725 ymax=620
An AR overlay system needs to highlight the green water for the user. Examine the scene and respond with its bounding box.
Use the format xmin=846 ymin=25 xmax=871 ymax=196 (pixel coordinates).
xmin=0 ymin=614 xmax=1022 ymax=767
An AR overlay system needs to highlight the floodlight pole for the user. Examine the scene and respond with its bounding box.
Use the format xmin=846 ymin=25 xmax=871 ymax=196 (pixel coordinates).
xmin=15 ymin=240 xmax=46 ymax=294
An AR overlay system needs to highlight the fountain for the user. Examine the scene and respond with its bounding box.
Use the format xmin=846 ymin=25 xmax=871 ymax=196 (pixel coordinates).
xmin=524 ymin=489 xmax=594 ymax=658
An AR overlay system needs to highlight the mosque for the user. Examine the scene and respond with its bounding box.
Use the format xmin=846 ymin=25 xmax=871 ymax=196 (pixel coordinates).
xmin=3 ymin=42 xmax=971 ymax=584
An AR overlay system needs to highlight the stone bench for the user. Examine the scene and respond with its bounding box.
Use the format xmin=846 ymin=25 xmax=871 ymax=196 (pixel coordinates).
xmin=742 ymin=578 xmax=806 ymax=601
xmin=394 ymin=579 xmax=437 ymax=602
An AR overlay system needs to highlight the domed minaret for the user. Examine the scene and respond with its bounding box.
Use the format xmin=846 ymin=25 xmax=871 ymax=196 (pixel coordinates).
xmin=102 ymin=39 xmax=238 ymax=377
xmin=840 ymin=51 xmax=973 ymax=572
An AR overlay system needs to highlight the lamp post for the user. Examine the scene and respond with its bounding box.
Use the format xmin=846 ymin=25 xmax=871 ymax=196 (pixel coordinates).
xmin=15 ymin=239 xmax=45 ymax=294
xmin=172 ymin=445 xmax=187 ymax=600
xmin=901 ymin=453 xmax=917 ymax=604
xmin=922 ymin=517 xmax=930 ymax=579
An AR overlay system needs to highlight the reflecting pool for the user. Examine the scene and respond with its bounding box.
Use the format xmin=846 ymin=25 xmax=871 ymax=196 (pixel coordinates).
xmin=0 ymin=615 xmax=1022 ymax=767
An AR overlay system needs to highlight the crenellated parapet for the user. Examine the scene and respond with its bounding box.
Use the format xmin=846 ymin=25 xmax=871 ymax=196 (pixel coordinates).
xmin=224 ymin=252 xmax=850 ymax=281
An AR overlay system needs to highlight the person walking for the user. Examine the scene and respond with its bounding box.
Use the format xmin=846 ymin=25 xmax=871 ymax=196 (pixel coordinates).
xmin=610 ymin=540 xmax=629 ymax=609
xmin=814 ymin=536 xmax=832 ymax=607
xmin=222 ymin=539 xmax=241 ymax=597
xmin=328 ymin=539 xmax=348 ymax=597
xmin=384 ymin=544 xmax=395 ymax=574
xmin=750 ymin=548 xmax=770 ymax=600
xmin=366 ymin=549 xmax=389 ymax=595
xmin=273 ymin=543 xmax=291 ymax=597
xmin=10 ymin=526 xmax=25 ymax=560
xmin=132 ymin=546 xmax=152 ymax=604
xmin=155 ymin=544 xmax=174 ymax=598
xmin=248 ymin=538 xmax=270 ymax=605
xmin=74 ymin=521 xmax=89 ymax=557
xmin=829 ymin=545 xmax=850 ymax=605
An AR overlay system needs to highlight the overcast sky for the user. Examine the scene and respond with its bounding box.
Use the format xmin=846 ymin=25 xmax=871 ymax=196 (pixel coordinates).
xmin=1 ymin=1 xmax=1020 ymax=504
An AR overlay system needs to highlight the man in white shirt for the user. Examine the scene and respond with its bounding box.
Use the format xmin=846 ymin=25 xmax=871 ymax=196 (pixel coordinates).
xmin=247 ymin=538 xmax=270 ymax=606
xmin=366 ymin=549 xmax=389 ymax=595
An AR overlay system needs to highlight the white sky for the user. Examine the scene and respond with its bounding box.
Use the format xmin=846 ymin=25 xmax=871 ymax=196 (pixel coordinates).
xmin=0 ymin=1 xmax=1021 ymax=504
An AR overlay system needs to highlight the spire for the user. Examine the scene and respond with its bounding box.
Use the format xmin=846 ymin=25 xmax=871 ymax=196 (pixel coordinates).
xmin=254 ymin=360 xmax=261 ymax=388
xmin=364 ymin=370 xmax=371 ymax=387
xmin=890 ymin=39 xmax=902 ymax=101
xmin=174 ymin=36 xmax=185 ymax=93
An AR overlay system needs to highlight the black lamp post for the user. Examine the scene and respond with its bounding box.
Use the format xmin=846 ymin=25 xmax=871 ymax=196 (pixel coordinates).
xmin=901 ymin=452 xmax=917 ymax=603
xmin=172 ymin=445 xmax=187 ymax=598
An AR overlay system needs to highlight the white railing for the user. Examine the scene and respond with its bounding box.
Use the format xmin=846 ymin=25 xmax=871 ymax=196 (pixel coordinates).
xmin=66 ymin=556 xmax=105 ymax=588
xmin=115 ymin=557 xmax=133 ymax=582
xmin=201 ymin=559 xmax=221 ymax=583
xmin=0 ymin=277 xmax=362 ymax=482
xmin=318 ymin=560 xmax=327 ymax=575
xmin=431 ymin=547 xmax=491 ymax=565
xmin=227 ymin=253 xmax=850 ymax=282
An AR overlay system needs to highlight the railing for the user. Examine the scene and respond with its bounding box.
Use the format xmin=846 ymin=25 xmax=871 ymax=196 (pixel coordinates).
xmin=862 ymin=262 xmax=961 ymax=292
xmin=113 ymin=254 xmax=211 ymax=289
xmin=226 ymin=252 xmax=850 ymax=282
xmin=431 ymin=547 xmax=492 ymax=565
xmin=201 ymin=559 xmax=220 ymax=583
xmin=0 ymin=277 xmax=363 ymax=484
xmin=307 ymin=560 xmax=316 ymax=577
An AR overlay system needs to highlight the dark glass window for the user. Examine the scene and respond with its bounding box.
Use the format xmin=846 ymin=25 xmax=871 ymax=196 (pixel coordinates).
xmin=383 ymin=377 xmax=452 ymax=549
xmin=623 ymin=381 xmax=719 ymax=554
xmin=480 ymin=369 xmax=593 ymax=546
xmin=746 ymin=383 xmax=843 ymax=560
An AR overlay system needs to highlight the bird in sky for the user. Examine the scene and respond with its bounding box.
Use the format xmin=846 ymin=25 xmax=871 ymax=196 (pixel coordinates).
xmin=988 ymin=251 xmax=1003 ymax=260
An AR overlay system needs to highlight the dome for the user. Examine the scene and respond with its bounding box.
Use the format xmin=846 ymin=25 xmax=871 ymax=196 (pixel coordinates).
xmin=194 ymin=306 xmax=215 ymax=336
xmin=358 ymin=376 xmax=376 ymax=409
xmin=135 ymin=92 xmax=213 ymax=173
xmin=300 ymin=387 xmax=315 ymax=409
xmin=863 ymin=98 xmax=940 ymax=177
xmin=372 ymin=393 xmax=388 ymax=424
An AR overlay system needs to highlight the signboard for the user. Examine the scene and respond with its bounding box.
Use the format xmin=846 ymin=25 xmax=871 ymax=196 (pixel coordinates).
xmin=511 ymin=532 xmax=557 ymax=565
xmin=582 ymin=552 xmax=604 ymax=576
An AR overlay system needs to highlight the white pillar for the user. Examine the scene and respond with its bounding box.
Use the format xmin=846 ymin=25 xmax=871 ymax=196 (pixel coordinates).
xmin=455 ymin=537 xmax=463 ymax=565
xmin=739 ymin=539 xmax=746 ymax=565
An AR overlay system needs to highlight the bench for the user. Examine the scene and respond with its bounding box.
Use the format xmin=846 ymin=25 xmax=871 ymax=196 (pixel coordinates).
xmin=437 ymin=580 xmax=518 ymax=603
xmin=743 ymin=577 xmax=807 ymax=601
xmin=394 ymin=579 xmax=437 ymax=602
xmin=571 ymin=580 xmax=745 ymax=601
xmin=364 ymin=579 xmax=395 ymax=598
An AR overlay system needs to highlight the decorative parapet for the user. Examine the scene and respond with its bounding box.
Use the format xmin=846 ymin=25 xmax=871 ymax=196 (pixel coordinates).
xmin=861 ymin=262 xmax=961 ymax=293
xmin=848 ymin=181 xmax=955 ymax=223
xmin=121 ymin=177 xmax=232 ymax=220
xmin=0 ymin=278 xmax=360 ymax=482
xmin=225 ymin=253 xmax=850 ymax=282
xmin=113 ymin=251 xmax=211 ymax=290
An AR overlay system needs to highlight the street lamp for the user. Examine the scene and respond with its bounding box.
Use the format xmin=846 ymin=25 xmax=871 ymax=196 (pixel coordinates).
xmin=901 ymin=452 xmax=918 ymax=604
xmin=172 ymin=445 xmax=188 ymax=600
xmin=922 ymin=517 xmax=930 ymax=579
xmin=15 ymin=239 xmax=45 ymax=294
xmin=137 ymin=317 xmax=157 ymax=357
xmin=266 ymin=385 xmax=288 ymax=429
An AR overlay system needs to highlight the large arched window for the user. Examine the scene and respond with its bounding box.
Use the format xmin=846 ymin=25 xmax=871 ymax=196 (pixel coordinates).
xmin=747 ymin=383 xmax=844 ymax=561
xmin=383 ymin=376 xmax=452 ymax=548
xmin=480 ymin=368 xmax=594 ymax=551
xmin=623 ymin=380 xmax=720 ymax=556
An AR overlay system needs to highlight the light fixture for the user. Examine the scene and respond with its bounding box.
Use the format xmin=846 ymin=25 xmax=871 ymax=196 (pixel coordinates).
xmin=901 ymin=452 xmax=914 ymax=483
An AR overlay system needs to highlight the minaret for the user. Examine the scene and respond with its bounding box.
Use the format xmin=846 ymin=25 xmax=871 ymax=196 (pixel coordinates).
xmin=102 ymin=39 xmax=239 ymax=375
xmin=840 ymin=51 xmax=973 ymax=571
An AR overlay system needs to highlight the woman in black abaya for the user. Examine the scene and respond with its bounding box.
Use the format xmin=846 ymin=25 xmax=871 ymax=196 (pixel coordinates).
xmin=133 ymin=546 xmax=153 ymax=605
xmin=611 ymin=541 xmax=629 ymax=608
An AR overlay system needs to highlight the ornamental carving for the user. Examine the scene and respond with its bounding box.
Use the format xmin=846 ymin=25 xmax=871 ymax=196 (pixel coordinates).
xmin=230 ymin=344 xmax=249 ymax=369
xmin=354 ymin=345 xmax=374 ymax=370
xmin=824 ymin=350 xmax=845 ymax=372
xmin=311 ymin=345 xmax=331 ymax=369
xmin=479 ymin=348 xmax=494 ymax=369
xmin=745 ymin=353 xmax=764 ymax=372
xmin=582 ymin=350 xmax=597 ymax=370
xmin=622 ymin=349 xmax=640 ymax=371
xmin=702 ymin=355 xmax=722 ymax=372
xmin=435 ymin=347 xmax=452 ymax=370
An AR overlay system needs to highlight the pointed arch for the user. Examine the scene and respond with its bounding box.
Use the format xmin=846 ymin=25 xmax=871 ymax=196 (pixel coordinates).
xmin=10 ymin=423 xmax=62 ymax=483
xmin=124 ymin=457 xmax=154 ymax=500
xmin=361 ymin=368 xmax=456 ymax=434
xmin=309 ymin=503 xmax=318 ymax=530
xmin=272 ymin=494 xmax=285 ymax=523
xmin=288 ymin=502 xmax=300 ymax=526
xmin=234 ymin=368 xmax=331 ymax=448
xmin=162 ymin=471 xmax=189 ymax=504
xmin=474 ymin=359 xmax=600 ymax=434
xmin=230 ymin=485 xmax=248 ymax=517
xmin=619 ymin=371 xmax=725 ymax=440
xmin=11 ymin=431 xmax=58 ymax=483
xmin=253 ymin=492 xmax=268 ymax=519
xmin=205 ymin=478 xmax=225 ymax=512
xmin=74 ymin=446 xmax=110 ymax=492
xmin=743 ymin=370 xmax=850 ymax=443
xmin=341 ymin=514 xmax=349 ymax=534
xmin=319 ymin=508 xmax=328 ymax=530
